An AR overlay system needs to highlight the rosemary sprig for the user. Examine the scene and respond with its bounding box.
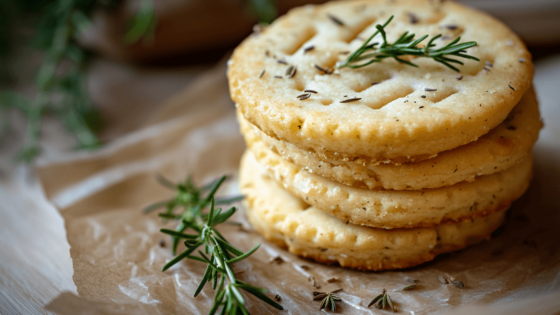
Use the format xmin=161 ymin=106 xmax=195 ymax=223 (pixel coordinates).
xmin=338 ymin=15 xmax=479 ymax=72
xmin=368 ymin=289 xmax=396 ymax=312
xmin=313 ymin=288 xmax=343 ymax=312
xmin=145 ymin=175 xmax=283 ymax=314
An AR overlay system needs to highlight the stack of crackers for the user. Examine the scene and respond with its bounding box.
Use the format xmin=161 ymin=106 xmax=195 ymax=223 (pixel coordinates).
xmin=227 ymin=0 xmax=541 ymax=270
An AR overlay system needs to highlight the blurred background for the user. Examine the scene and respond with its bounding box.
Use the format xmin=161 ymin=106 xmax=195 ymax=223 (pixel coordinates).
xmin=0 ymin=0 xmax=560 ymax=164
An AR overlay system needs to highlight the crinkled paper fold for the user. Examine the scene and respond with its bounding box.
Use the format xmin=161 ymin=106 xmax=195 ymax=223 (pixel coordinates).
xmin=38 ymin=63 xmax=560 ymax=315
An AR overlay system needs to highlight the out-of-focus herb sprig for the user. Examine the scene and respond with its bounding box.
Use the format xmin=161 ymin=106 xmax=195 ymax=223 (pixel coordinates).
xmin=0 ymin=0 xmax=102 ymax=163
xmin=339 ymin=15 xmax=479 ymax=72
xmin=0 ymin=0 xmax=153 ymax=163
xmin=0 ymin=0 xmax=278 ymax=163
xmin=145 ymin=175 xmax=283 ymax=314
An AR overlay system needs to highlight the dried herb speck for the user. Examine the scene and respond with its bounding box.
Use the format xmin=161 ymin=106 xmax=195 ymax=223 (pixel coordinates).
xmin=424 ymin=88 xmax=437 ymax=91
xmin=304 ymin=45 xmax=315 ymax=54
xmin=328 ymin=14 xmax=345 ymax=26
xmin=457 ymin=75 xmax=463 ymax=80
xmin=304 ymin=89 xmax=318 ymax=94
xmin=408 ymin=12 xmax=419 ymax=24
xmin=309 ymin=276 xmax=321 ymax=288
xmin=403 ymin=284 xmax=417 ymax=290
xmin=259 ymin=69 xmax=266 ymax=78
xmin=159 ymin=240 xmax=166 ymax=247
xmin=405 ymin=278 xmax=419 ymax=283
xmin=439 ymin=276 xmax=464 ymax=288
xmin=340 ymin=97 xmax=362 ymax=103
xmin=270 ymin=256 xmax=284 ymax=264
xmin=508 ymin=84 xmax=515 ymax=91
xmin=274 ymin=75 xmax=283 ymax=79
xmin=421 ymin=95 xmax=426 ymax=98
xmin=277 ymin=59 xmax=288 ymax=65
xmin=286 ymin=65 xmax=297 ymax=78
xmin=327 ymin=277 xmax=340 ymax=283
xmin=301 ymin=265 xmax=310 ymax=270
xmin=441 ymin=24 xmax=458 ymax=30
xmin=314 ymin=64 xmax=332 ymax=74
xmin=275 ymin=294 xmax=282 ymax=302
xmin=297 ymin=93 xmax=311 ymax=100
xmin=519 ymin=58 xmax=525 ymax=63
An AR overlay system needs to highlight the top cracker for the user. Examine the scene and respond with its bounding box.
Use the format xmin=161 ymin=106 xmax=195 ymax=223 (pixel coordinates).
xmin=228 ymin=0 xmax=533 ymax=163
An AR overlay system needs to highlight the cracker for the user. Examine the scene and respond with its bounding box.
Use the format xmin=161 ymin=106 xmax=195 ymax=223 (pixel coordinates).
xmin=240 ymin=87 xmax=541 ymax=190
xmin=229 ymin=0 xmax=533 ymax=162
xmin=240 ymin=151 xmax=507 ymax=271
xmin=246 ymin=148 xmax=531 ymax=229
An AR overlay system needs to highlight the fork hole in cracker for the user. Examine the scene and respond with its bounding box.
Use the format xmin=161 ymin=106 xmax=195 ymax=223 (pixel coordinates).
xmin=350 ymin=71 xmax=392 ymax=92
xmin=344 ymin=17 xmax=377 ymax=43
xmin=363 ymin=86 xmax=415 ymax=109
xmin=464 ymin=54 xmax=494 ymax=76
xmin=284 ymin=26 xmax=317 ymax=55
xmin=424 ymin=87 xmax=459 ymax=103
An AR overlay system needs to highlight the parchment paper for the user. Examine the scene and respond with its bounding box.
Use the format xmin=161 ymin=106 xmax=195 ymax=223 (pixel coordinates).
xmin=37 ymin=61 xmax=560 ymax=314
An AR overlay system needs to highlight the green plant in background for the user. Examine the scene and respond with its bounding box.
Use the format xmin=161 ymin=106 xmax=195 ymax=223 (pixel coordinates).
xmin=0 ymin=0 xmax=278 ymax=163
xmin=0 ymin=0 xmax=111 ymax=163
